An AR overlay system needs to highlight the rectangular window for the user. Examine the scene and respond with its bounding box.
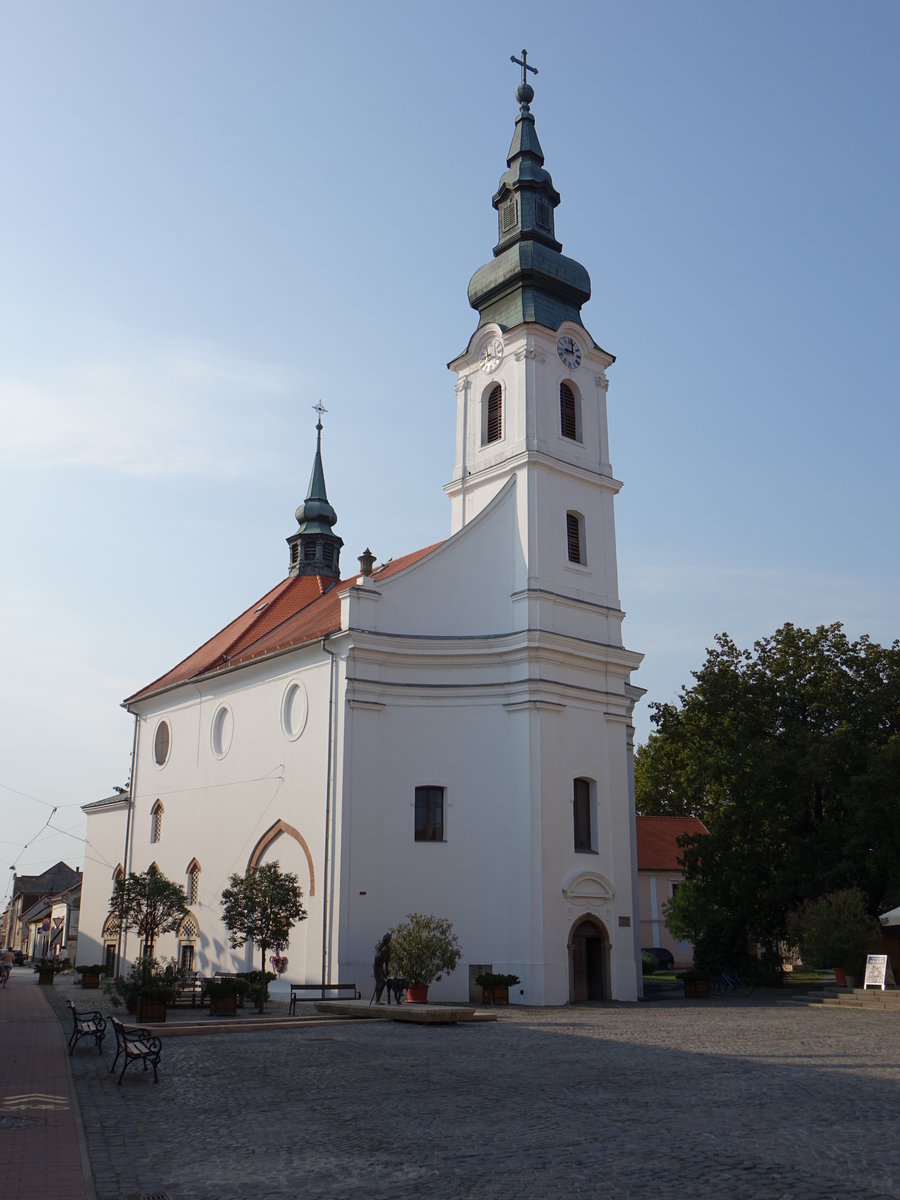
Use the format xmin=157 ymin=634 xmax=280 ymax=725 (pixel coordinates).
xmin=573 ymin=777 xmax=593 ymax=851
xmin=415 ymin=786 xmax=445 ymax=842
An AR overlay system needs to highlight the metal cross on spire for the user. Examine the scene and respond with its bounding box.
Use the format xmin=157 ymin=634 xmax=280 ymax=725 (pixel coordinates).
xmin=511 ymin=49 xmax=538 ymax=87
xmin=312 ymin=400 xmax=328 ymax=430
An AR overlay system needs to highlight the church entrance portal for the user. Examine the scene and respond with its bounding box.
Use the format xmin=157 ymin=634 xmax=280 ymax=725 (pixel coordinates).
xmin=570 ymin=917 xmax=611 ymax=1002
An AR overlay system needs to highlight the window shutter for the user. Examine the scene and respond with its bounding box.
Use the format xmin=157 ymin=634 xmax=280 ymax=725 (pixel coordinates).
xmin=560 ymin=383 xmax=577 ymax=440
xmin=486 ymin=385 xmax=502 ymax=443
xmin=566 ymin=513 xmax=582 ymax=564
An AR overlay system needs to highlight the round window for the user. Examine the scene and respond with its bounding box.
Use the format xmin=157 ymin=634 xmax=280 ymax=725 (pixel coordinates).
xmin=211 ymin=705 xmax=234 ymax=759
xmin=281 ymin=680 xmax=308 ymax=741
xmin=153 ymin=721 xmax=171 ymax=766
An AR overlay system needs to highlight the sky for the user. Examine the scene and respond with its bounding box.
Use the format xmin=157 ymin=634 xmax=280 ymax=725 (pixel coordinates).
xmin=1 ymin=1 xmax=898 ymax=892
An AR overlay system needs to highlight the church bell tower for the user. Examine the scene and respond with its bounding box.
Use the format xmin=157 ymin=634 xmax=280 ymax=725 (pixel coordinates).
xmin=446 ymin=52 xmax=624 ymax=621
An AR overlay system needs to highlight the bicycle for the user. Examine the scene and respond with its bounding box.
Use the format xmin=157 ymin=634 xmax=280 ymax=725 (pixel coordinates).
xmin=0 ymin=963 xmax=11 ymax=988
xmin=709 ymin=969 xmax=754 ymax=997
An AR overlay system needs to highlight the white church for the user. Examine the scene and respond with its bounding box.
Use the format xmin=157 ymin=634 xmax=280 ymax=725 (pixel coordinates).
xmin=79 ymin=57 xmax=645 ymax=1005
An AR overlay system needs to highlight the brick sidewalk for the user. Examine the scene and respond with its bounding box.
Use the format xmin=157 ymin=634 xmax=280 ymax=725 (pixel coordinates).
xmin=0 ymin=967 xmax=95 ymax=1199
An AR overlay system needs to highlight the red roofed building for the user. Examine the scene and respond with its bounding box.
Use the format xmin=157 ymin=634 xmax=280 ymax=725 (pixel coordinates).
xmin=79 ymin=66 xmax=645 ymax=1004
xmin=636 ymin=815 xmax=708 ymax=967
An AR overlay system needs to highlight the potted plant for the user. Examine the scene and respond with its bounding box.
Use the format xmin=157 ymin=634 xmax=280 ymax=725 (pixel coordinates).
xmin=474 ymin=971 xmax=520 ymax=1005
xmin=204 ymin=976 xmax=249 ymax=1017
xmin=389 ymin=913 xmax=461 ymax=1003
xmin=75 ymin=963 xmax=105 ymax=989
xmin=787 ymin=888 xmax=881 ymax=990
xmin=33 ymin=959 xmax=62 ymax=986
xmin=678 ymin=969 xmax=710 ymax=998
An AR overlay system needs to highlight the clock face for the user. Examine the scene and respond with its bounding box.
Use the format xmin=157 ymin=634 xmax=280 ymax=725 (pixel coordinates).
xmin=480 ymin=338 xmax=504 ymax=373
xmin=557 ymin=335 xmax=582 ymax=369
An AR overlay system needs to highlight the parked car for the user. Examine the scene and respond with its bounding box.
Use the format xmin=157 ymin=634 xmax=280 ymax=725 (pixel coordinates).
xmin=642 ymin=946 xmax=675 ymax=971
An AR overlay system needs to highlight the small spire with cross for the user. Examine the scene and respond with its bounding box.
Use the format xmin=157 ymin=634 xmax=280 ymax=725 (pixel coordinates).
xmin=510 ymin=49 xmax=538 ymax=111
xmin=312 ymin=400 xmax=328 ymax=430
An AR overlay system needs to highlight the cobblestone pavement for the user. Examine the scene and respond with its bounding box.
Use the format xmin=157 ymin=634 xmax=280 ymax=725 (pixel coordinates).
xmin=46 ymin=978 xmax=899 ymax=1200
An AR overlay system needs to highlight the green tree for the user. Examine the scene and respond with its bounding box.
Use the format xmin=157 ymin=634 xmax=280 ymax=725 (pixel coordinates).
xmin=220 ymin=862 xmax=307 ymax=1011
xmin=111 ymin=865 xmax=188 ymax=960
xmin=636 ymin=623 xmax=900 ymax=955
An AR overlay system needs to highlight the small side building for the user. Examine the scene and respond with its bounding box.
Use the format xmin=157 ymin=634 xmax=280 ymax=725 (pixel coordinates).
xmin=636 ymin=816 xmax=708 ymax=968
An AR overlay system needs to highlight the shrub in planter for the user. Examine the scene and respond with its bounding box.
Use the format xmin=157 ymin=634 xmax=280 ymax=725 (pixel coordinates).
xmin=205 ymin=977 xmax=249 ymax=1015
xmin=390 ymin=913 xmax=461 ymax=999
xmin=787 ymin=888 xmax=881 ymax=980
xmin=474 ymin=971 xmax=520 ymax=1004
xmin=75 ymin=964 xmax=105 ymax=988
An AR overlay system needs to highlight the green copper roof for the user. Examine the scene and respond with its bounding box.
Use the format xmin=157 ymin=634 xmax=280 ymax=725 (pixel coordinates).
xmin=467 ymin=55 xmax=591 ymax=332
xmin=287 ymin=418 xmax=343 ymax=578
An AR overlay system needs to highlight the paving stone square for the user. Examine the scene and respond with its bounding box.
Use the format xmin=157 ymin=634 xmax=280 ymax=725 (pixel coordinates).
xmin=45 ymin=979 xmax=900 ymax=1200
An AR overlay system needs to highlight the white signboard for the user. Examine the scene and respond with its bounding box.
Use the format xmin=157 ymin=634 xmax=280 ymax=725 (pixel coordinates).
xmin=863 ymin=954 xmax=894 ymax=990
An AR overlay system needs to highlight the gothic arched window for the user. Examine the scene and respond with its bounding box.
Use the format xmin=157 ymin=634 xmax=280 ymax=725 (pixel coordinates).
xmin=150 ymin=801 xmax=164 ymax=844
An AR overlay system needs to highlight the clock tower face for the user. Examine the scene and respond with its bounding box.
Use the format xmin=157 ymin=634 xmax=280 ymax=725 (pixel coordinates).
xmin=480 ymin=337 xmax=504 ymax=373
xmin=557 ymin=334 xmax=582 ymax=369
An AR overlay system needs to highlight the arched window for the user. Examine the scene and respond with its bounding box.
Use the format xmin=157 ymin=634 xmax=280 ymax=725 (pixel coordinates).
xmin=573 ymin=778 xmax=597 ymax=853
xmin=560 ymin=382 xmax=581 ymax=441
xmin=483 ymin=384 xmax=502 ymax=445
xmin=566 ymin=511 xmax=585 ymax=565
xmin=150 ymin=800 xmax=164 ymax=844
xmin=186 ymin=859 xmax=201 ymax=904
xmin=153 ymin=720 xmax=170 ymax=766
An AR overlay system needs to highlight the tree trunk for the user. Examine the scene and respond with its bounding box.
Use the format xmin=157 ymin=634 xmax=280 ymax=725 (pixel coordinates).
xmin=258 ymin=943 xmax=267 ymax=1012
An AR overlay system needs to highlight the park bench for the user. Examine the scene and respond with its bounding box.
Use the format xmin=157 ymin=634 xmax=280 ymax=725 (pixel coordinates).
xmin=66 ymin=1000 xmax=106 ymax=1056
xmin=109 ymin=1016 xmax=163 ymax=1085
xmin=288 ymin=982 xmax=360 ymax=1014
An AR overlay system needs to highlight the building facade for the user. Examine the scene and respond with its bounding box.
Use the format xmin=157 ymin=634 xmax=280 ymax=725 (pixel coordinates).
xmin=79 ymin=60 xmax=644 ymax=1004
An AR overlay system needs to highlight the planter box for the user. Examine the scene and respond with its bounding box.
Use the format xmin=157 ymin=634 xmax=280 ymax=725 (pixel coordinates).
xmin=137 ymin=996 xmax=167 ymax=1023
xmin=80 ymin=973 xmax=101 ymax=989
xmin=481 ymin=985 xmax=509 ymax=1005
xmin=406 ymin=985 xmax=429 ymax=1004
xmin=683 ymin=979 xmax=709 ymax=998
xmin=37 ymin=969 xmax=56 ymax=986
xmin=210 ymin=993 xmax=238 ymax=1017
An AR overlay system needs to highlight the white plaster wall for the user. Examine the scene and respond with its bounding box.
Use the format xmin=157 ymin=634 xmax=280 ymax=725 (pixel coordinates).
xmin=336 ymin=693 xmax=535 ymax=1002
xmin=120 ymin=649 xmax=336 ymax=993
xmin=77 ymin=799 xmax=128 ymax=967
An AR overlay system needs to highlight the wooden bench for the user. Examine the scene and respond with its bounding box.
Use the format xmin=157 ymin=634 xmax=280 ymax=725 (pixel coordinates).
xmin=288 ymin=982 xmax=360 ymax=1014
xmin=109 ymin=1016 xmax=162 ymax=1085
xmin=66 ymin=1000 xmax=106 ymax=1056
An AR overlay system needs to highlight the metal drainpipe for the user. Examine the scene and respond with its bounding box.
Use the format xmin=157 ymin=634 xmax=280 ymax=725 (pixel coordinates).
xmin=116 ymin=712 xmax=140 ymax=976
xmin=321 ymin=638 xmax=338 ymax=986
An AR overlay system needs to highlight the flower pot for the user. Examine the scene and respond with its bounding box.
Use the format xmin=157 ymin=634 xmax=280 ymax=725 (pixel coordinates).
xmin=833 ymin=967 xmax=847 ymax=987
xmin=210 ymin=992 xmax=238 ymax=1017
xmin=481 ymin=985 xmax=509 ymax=1005
xmin=37 ymin=968 xmax=55 ymax=986
xmin=137 ymin=995 xmax=167 ymax=1023
xmin=81 ymin=972 xmax=101 ymax=989
xmin=406 ymin=985 xmax=429 ymax=1004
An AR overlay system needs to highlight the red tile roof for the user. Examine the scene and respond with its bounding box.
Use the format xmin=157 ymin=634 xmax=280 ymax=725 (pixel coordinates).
xmin=636 ymin=815 xmax=708 ymax=871
xmin=125 ymin=542 xmax=443 ymax=706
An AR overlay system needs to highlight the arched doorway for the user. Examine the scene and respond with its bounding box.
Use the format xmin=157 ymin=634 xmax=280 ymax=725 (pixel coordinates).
xmin=569 ymin=916 xmax=611 ymax=1002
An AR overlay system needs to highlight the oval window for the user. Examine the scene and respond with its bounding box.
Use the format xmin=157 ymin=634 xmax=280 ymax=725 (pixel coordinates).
xmin=211 ymin=705 xmax=234 ymax=759
xmin=153 ymin=721 xmax=171 ymax=766
xmin=281 ymin=680 xmax=308 ymax=741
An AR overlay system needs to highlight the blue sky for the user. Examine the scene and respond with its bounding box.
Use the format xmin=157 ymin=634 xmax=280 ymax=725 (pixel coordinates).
xmin=2 ymin=1 xmax=898 ymax=888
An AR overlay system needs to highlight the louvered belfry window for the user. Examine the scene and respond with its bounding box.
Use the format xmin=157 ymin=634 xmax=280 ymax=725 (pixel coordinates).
xmin=567 ymin=512 xmax=583 ymax=564
xmin=486 ymin=384 xmax=502 ymax=444
xmin=560 ymin=383 xmax=577 ymax=440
